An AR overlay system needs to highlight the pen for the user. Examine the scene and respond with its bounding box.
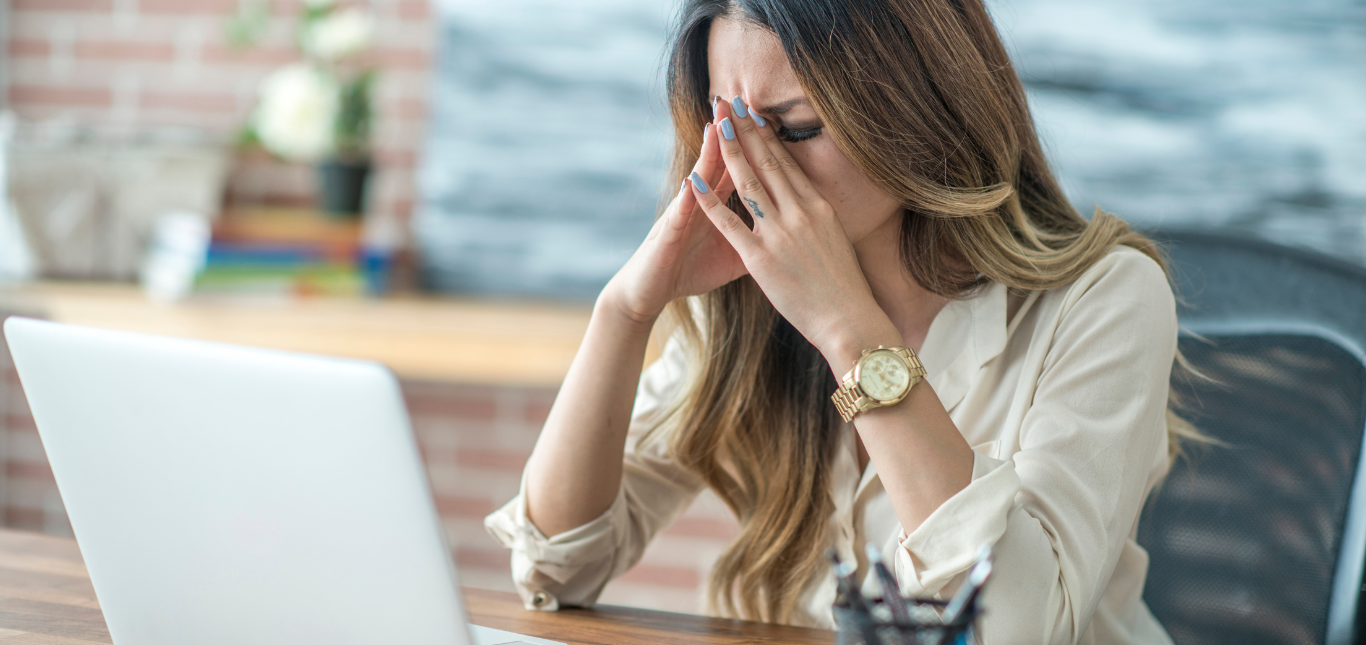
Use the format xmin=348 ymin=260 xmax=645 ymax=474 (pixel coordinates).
xmin=827 ymin=549 xmax=866 ymax=611
xmin=942 ymin=545 xmax=993 ymax=625
xmin=865 ymin=542 xmax=911 ymax=625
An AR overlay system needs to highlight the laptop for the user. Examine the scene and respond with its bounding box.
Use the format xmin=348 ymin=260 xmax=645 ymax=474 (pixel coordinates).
xmin=4 ymin=317 xmax=562 ymax=645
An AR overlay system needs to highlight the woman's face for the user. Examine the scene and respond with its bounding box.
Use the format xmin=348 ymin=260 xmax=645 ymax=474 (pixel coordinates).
xmin=706 ymin=16 xmax=904 ymax=247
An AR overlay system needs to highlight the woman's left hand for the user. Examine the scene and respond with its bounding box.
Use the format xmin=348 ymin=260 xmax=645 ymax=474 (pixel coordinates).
xmin=687 ymin=98 xmax=902 ymax=371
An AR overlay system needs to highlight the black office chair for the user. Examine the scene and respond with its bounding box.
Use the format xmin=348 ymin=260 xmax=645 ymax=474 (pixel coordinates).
xmin=1136 ymin=230 xmax=1366 ymax=645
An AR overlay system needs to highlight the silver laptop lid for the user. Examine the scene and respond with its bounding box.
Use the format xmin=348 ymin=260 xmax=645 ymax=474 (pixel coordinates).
xmin=4 ymin=317 xmax=473 ymax=645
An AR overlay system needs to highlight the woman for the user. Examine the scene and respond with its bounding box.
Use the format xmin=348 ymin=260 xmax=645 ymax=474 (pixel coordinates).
xmin=486 ymin=0 xmax=1189 ymax=642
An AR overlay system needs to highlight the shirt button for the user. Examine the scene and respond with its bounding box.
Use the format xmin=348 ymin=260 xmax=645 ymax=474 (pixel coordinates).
xmin=531 ymin=591 xmax=551 ymax=608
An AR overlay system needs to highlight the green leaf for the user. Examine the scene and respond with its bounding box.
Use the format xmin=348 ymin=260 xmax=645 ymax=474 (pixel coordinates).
xmin=224 ymin=0 xmax=270 ymax=49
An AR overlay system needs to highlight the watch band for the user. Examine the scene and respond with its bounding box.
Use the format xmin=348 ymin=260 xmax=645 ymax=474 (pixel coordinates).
xmin=830 ymin=346 xmax=926 ymax=423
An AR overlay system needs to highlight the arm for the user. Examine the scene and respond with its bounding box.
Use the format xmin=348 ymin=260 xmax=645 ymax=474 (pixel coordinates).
xmin=891 ymin=251 xmax=1177 ymax=643
xmin=486 ymin=334 xmax=708 ymax=609
xmin=691 ymin=98 xmax=1175 ymax=641
xmin=522 ymin=296 xmax=656 ymax=537
xmin=689 ymin=98 xmax=975 ymax=532
xmin=523 ymin=119 xmax=741 ymax=537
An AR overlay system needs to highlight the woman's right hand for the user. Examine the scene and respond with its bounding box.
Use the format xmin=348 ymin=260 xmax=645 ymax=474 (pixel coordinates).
xmin=601 ymin=122 xmax=746 ymax=324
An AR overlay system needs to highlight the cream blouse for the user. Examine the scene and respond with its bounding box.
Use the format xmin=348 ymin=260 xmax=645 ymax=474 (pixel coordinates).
xmin=485 ymin=246 xmax=1178 ymax=645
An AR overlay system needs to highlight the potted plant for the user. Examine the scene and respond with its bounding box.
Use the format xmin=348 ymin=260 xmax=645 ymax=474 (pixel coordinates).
xmin=232 ymin=0 xmax=378 ymax=218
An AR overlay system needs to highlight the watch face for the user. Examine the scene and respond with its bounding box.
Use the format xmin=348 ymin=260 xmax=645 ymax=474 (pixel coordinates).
xmin=858 ymin=350 xmax=912 ymax=401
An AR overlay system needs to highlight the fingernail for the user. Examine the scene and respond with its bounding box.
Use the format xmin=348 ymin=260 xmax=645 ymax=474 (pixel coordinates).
xmin=703 ymin=125 xmax=710 ymax=144
xmin=731 ymin=97 xmax=749 ymax=119
xmin=689 ymin=171 xmax=710 ymax=194
xmin=712 ymin=97 xmax=721 ymax=121
xmin=680 ymin=179 xmax=689 ymax=195
xmin=753 ymin=113 xmax=766 ymax=127
xmin=720 ymin=117 xmax=735 ymax=140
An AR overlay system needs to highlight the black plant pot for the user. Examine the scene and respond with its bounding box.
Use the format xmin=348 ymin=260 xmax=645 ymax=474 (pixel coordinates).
xmin=316 ymin=158 xmax=372 ymax=218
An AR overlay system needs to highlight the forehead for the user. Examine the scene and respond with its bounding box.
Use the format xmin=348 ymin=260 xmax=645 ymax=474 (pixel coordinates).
xmin=706 ymin=17 xmax=803 ymax=103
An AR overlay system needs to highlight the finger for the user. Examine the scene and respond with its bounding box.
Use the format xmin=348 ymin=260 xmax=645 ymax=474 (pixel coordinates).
xmin=716 ymin=113 xmax=782 ymax=224
xmin=687 ymin=171 xmax=760 ymax=257
xmin=648 ymin=179 xmax=693 ymax=244
xmin=713 ymin=171 xmax=736 ymax=201
xmin=721 ymin=97 xmax=800 ymax=212
xmin=698 ymin=122 xmax=727 ymax=193
xmin=745 ymin=102 xmax=822 ymax=203
xmin=665 ymin=123 xmax=723 ymax=233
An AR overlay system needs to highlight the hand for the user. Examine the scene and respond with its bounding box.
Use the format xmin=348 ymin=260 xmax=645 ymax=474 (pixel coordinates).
xmin=686 ymin=98 xmax=901 ymax=369
xmin=602 ymin=123 xmax=745 ymax=325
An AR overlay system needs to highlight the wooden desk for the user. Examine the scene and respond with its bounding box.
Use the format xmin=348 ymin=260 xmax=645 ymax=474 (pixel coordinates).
xmin=0 ymin=529 xmax=832 ymax=645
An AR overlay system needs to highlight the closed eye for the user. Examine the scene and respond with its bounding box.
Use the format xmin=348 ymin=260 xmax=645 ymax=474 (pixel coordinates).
xmin=776 ymin=125 xmax=822 ymax=143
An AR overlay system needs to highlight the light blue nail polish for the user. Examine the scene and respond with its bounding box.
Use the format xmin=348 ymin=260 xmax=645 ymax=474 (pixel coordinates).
xmin=689 ymin=171 xmax=710 ymax=194
xmin=720 ymin=117 xmax=735 ymax=140
xmin=712 ymin=98 xmax=721 ymax=121
xmin=731 ymin=97 xmax=749 ymax=118
xmin=753 ymin=113 xmax=766 ymax=127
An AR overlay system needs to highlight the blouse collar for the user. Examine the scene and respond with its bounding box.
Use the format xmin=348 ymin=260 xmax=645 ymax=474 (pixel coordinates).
xmin=916 ymin=281 xmax=1010 ymax=413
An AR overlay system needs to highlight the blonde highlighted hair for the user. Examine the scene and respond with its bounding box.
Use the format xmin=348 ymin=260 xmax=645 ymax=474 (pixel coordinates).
xmin=650 ymin=0 xmax=1200 ymax=625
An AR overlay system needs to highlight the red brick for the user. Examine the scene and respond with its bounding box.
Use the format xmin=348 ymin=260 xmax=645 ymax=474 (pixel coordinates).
xmin=6 ymin=461 xmax=54 ymax=481
xmin=142 ymin=91 xmax=240 ymax=113
xmin=405 ymin=392 xmax=498 ymax=420
xmin=662 ymin=518 xmax=740 ymax=540
xmin=9 ymin=84 xmax=113 ymax=107
xmin=7 ymin=40 xmax=51 ymax=58
xmin=12 ymin=0 xmax=112 ymax=10
xmin=386 ymin=198 xmax=415 ymax=221
xmin=201 ymin=43 xmax=297 ymax=66
xmin=137 ymin=0 xmax=237 ymax=13
xmin=4 ymin=414 xmax=37 ymax=430
xmin=454 ymin=449 xmax=528 ymax=472
xmin=3 ymin=507 xmax=47 ymax=531
xmin=383 ymin=97 xmax=428 ymax=120
xmin=396 ymin=0 xmax=431 ymax=21
xmin=618 ymin=564 xmax=700 ymax=589
xmin=455 ymin=547 xmax=510 ymax=570
xmin=74 ymin=40 xmax=176 ymax=61
xmin=523 ymin=400 xmax=554 ymax=426
xmin=435 ymin=495 xmax=495 ymax=518
xmin=374 ymin=48 xmax=432 ymax=70
xmin=374 ymin=147 xmax=418 ymax=169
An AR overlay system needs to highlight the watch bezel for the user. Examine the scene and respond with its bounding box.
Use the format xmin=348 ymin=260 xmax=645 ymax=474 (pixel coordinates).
xmin=853 ymin=348 xmax=914 ymax=404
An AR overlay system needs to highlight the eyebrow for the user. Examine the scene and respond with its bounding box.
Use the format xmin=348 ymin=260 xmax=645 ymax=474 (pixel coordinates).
xmin=757 ymin=97 xmax=809 ymax=115
xmin=712 ymin=96 xmax=810 ymax=115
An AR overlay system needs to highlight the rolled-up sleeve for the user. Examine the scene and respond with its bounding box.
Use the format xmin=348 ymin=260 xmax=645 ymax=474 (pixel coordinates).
xmin=890 ymin=250 xmax=1177 ymax=644
xmin=484 ymin=335 xmax=705 ymax=611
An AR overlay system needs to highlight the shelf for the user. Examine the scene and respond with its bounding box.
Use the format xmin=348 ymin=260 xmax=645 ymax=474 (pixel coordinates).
xmin=0 ymin=282 xmax=619 ymax=388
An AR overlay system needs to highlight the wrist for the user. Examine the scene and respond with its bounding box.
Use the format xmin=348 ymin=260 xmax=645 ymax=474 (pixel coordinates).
xmin=819 ymin=317 xmax=905 ymax=379
xmin=596 ymin=283 xmax=660 ymax=332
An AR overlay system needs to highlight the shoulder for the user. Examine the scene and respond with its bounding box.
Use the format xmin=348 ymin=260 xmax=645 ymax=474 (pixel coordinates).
xmin=1056 ymin=244 xmax=1175 ymax=317
xmin=1028 ymin=244 xmax=1178 ymax=360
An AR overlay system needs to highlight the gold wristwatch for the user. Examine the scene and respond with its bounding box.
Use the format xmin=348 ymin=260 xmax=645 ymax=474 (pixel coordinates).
xmin=830 ymin=346 xmax=926 ymax=423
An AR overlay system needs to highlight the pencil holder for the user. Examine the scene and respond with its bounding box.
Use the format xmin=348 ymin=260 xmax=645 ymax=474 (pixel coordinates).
xmin=829 ymin=545 xmax=991 ymax=645
xmin=833 ymin=599 xmax=973 ymax=645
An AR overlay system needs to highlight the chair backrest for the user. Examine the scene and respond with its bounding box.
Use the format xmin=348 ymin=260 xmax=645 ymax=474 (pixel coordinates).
xmin=1137 ymin=231 xmax=1366 ymax=645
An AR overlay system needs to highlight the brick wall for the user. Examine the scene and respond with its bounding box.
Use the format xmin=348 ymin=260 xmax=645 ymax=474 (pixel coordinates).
xmin=0 ymin=0 xmax=742 ymax=617
xmin=0 ymin=327 xmax=740 ymax=614
xmin=3 ymin=0 xmax=434 ymax=222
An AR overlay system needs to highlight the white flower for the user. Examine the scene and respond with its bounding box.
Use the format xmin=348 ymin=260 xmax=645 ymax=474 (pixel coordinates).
xmin=304 ymin=8 xmax=375 ymax=61
xmin=254 ymin=63 xmax=340 ymax=161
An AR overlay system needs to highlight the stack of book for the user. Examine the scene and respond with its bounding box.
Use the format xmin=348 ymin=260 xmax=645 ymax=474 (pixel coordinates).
xmin=197 ymin=208 xmax=365 ymax=297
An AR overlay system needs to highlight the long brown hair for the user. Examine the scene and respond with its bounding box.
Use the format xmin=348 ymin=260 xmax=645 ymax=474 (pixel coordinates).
xmin=652 ymin=0 xmax=1195 ymax=625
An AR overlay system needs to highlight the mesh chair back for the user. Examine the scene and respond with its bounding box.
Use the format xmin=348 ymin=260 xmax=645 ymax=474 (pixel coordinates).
xmin=1137 ymin=231 xmax=1366 ymax=645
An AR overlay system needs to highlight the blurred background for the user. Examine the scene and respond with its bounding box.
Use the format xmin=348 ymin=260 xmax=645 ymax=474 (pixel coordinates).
xmin=0 ymin=0 xmax=1361 ymax=616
